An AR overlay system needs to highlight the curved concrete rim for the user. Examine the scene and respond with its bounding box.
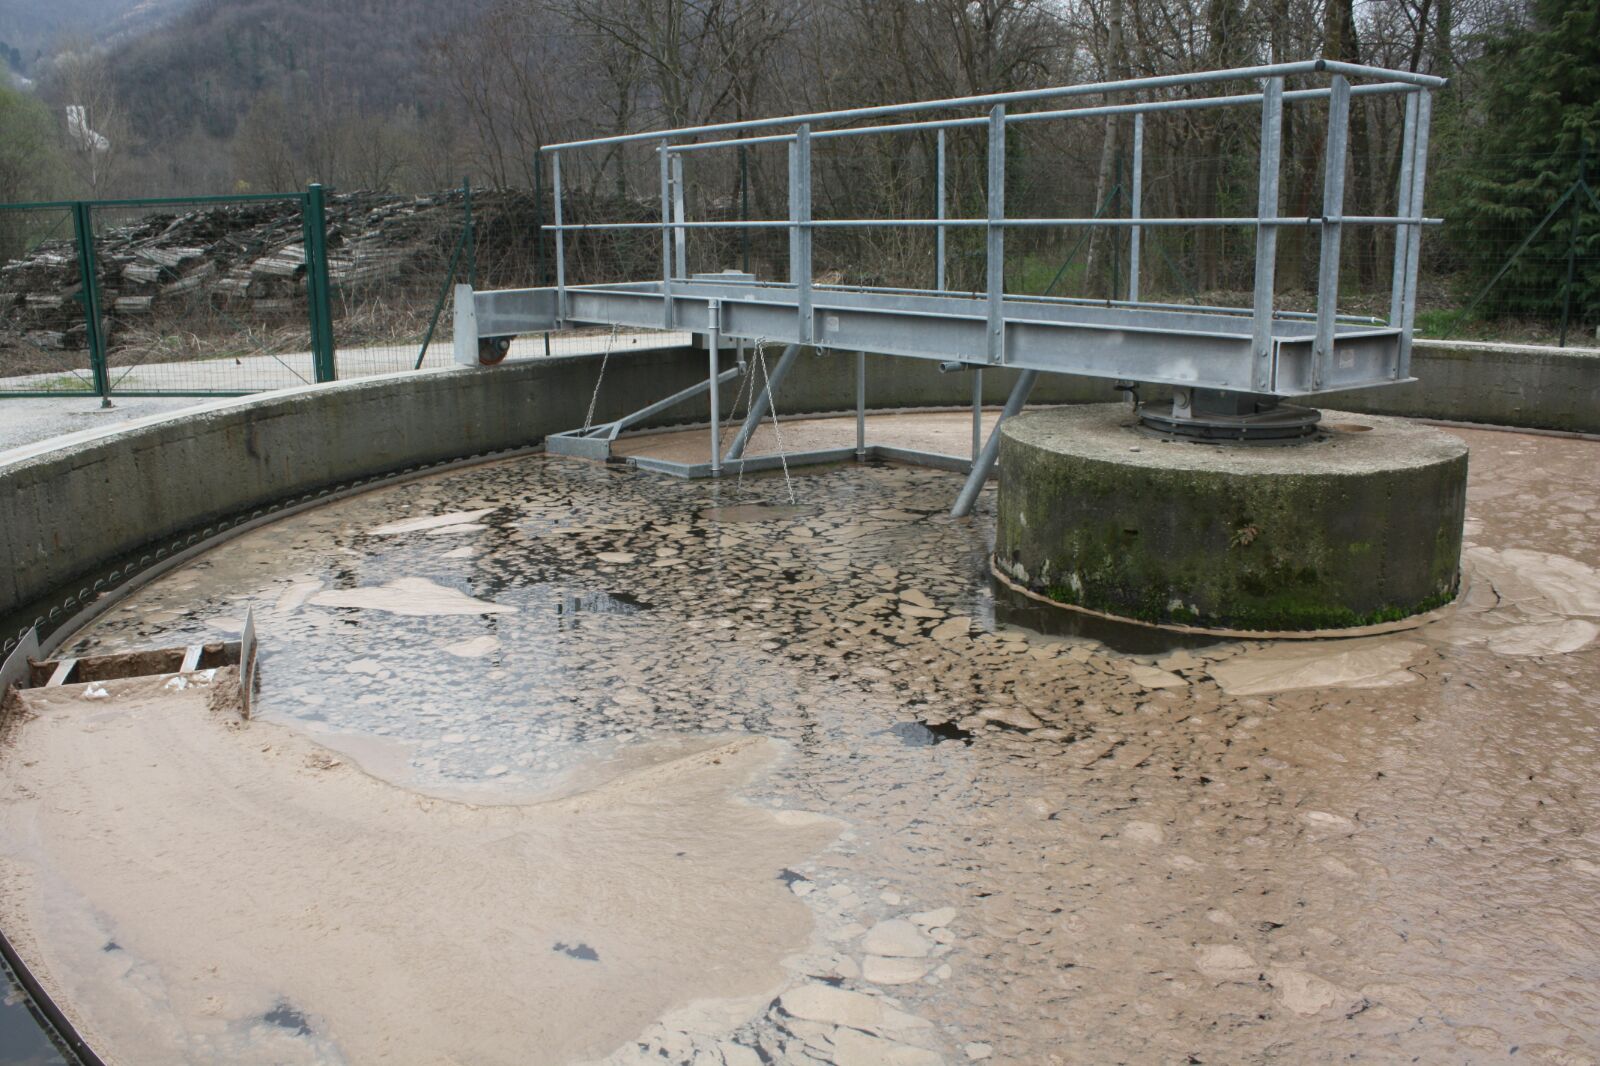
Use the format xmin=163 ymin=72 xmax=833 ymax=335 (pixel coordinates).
xmin=990 ymin=556 xmax=1466 ymax=641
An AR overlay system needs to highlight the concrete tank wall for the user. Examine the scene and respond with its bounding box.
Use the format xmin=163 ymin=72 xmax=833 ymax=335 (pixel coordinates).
xmin=0 ymin=348 xmax=1103 ymax=648
xmin=1 ymin=335 xmax=1594 ymax=650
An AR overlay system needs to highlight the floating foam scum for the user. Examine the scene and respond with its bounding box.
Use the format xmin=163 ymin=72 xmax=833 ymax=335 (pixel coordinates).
xmin=11 ymin=421 xmax=1600 ymax=1065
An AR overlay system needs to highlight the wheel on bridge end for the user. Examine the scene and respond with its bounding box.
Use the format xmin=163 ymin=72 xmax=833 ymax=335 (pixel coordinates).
xmin=478 ymin=336 xmax=512 ymax=366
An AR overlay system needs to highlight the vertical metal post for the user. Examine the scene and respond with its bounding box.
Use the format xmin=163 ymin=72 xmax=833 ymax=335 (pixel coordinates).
xmin=936 ymin=128 xmax=948 ymax=291
xmin=739 ymin=145 xmax=751 ymax=275
xmin=1312 ymin=75 xmax=1351 ymax=389
xmin=1389 ymin=92 xmax=1419 ymax=331
xmin=659 ymin=140 xmax=675 ymax=328
xmin=533 ymin=152 xmax=545 ymax=287
xmin=790 ymin=124 xmax=814 ymax=344
xmin=463 ymin=176 xmax=477 ymax=289
xmin=1128 ymin=113 xmax=1144 ymax=303
xmin=671 ymin=152 xmax=687 ymax=280
xmin=1559 ymin=136 xmax=1587 ymax=348
xmin=855 ymin=350 xmax=867 ymax=459
xmin=72 ymin=201 xmax=111 ymax=405
xmin=951 ymin=368 xmax=1037 ymax=518
xmin=1250 ymin=77 xmax=1284 ymax=392
xmin=708 ymin=300 xmax=722 ymax=475
xmin=552 ymin=151 xmax=567 ymax=324
xmin=304 ymin=183 xmax=337 ymax=383
xmin=971 ymin=368 xmax=983 ymax=463
xmin=986 ymin=105 xmax=1006 ymax=364
xmin=1398 ymin=91 xmax=1433 ymax=376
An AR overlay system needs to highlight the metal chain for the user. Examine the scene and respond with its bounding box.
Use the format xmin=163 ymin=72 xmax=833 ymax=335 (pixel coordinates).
xmin=754 ymin=339 xmax=796 ymax=504
xmin=580 ymin=324 xmax=620 ymax=433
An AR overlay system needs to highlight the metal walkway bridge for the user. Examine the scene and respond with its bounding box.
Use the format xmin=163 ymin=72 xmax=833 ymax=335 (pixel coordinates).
xmin=452 ymin=59 xmax=1443 ymax=514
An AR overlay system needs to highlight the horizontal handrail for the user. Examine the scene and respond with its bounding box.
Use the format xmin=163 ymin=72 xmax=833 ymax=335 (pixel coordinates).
xmin=543 ymin=59 xmax=1444 ymax=153
xmin=665 ymin=81 xmax=1420 ymax=154
xmin=543 ymin=216 xmax=1443 ymax=232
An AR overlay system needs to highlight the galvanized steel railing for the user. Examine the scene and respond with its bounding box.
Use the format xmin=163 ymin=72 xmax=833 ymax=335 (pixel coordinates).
xmin=539 ymin=59 xmax=1442 ymax=391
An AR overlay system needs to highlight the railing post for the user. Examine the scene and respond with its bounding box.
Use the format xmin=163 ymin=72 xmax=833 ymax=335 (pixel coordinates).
xmin=1398 ymin=90 xmax=1433 ymax=374
xmin=986 ymin=104 xmax=1005 ymax=364
xmin=1129 ymin=113 xmax=1144 ymax=303
xmin=659 ymin=139 xmax=675 ymax=329
xmin=1388 ymin=92 xmax=1419 ymax=333
xmin=1250 ymin=77 xmax=1284 ymax=392
xmin=790 ymin=124 xmax=814 ymax=344
xmin=1312 ymin=74 xmax=1351 ymax=389
xmin=671 ymin=152 xmax=688 ymax=280
xmin=936 ymin=128 xmax=948 ymax=291
xmin=739 ymin=145 xmax=751 ymax=275
xmin=304 ymin=183 xmax=336 ymax=383
xmin=533 ymin=151 xmax=545 ymax=287
xmin=71 ymin=201 xmax=111 ymax=406
xmin=552 ymin=152 xmax=567 ymax=324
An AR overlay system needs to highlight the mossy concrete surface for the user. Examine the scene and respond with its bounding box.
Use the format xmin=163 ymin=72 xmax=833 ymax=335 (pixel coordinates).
xmin=995 ymin=404 xmax=1469 ymax=631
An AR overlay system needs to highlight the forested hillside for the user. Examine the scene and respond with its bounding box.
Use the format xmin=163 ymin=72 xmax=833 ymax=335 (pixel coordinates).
xmin=0 ymin=0 xmax=1592 ymax=334
xmin=0 ymin=0 xmax=181 ymax=73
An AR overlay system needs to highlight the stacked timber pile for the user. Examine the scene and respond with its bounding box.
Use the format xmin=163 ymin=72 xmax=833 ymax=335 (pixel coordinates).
xmin=0 ymin=192 xmax=475 ymax=351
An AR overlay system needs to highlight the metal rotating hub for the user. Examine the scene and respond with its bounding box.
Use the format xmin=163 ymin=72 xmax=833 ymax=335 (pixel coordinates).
xmin=1139 ymin=388 xmax=1321 ymax=444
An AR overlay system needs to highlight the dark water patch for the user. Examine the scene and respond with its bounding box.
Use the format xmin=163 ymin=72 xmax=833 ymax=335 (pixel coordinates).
xmin=558 ymin=591 xmax=653 ymax=617
xmin=553 ymin=942 xmax=599 ymax=962
xmin=0 ymin=976 xmax=70 ymax=1066
xmin=887 ymin=720 xmax=975 ymax=747
xmin=699 ymin=503 xmax=811 ymax=524
xmin=263 ymin=1002 xmax=312 ymax=1035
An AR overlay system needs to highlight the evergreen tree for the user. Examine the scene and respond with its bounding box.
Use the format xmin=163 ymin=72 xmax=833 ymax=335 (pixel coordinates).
xmin=1435 ymin=0 xmax=1598 ymax=327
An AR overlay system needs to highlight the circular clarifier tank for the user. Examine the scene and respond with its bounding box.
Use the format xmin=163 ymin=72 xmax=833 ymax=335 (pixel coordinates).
xmin=994 ymin=404 xmax=1469 ymax=631
xmin=7 ymin=413 xmax=1600 ymax=1066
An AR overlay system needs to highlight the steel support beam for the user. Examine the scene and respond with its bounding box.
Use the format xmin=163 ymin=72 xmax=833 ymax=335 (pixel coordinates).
xmin=950 ymin=368 xmax=1037 ymax=518
xmin=855 ymin=350 xmax=867 ymax=458
xmin=708 ymin=300 xmax=722 ymax=475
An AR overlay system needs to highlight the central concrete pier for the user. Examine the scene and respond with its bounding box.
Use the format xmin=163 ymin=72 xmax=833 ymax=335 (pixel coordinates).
xmin=994 ymin=404 xmax=1469 ymax=631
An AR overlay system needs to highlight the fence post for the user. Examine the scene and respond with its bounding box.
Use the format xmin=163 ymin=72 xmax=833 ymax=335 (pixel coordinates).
xmin=303 ymin=183 xmax=337 ymax=382
xmin=1559 ymin=137 xmax=1587 ymax=348
xmin=464 ymin=176 xmax=477 ymax=289
xmin=71 ymin=202 xmax=111 ymax=406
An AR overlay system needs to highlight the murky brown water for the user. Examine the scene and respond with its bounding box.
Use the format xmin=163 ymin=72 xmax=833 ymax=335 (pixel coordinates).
xmin=7 ymin=419 xmax=1600 ymax=1065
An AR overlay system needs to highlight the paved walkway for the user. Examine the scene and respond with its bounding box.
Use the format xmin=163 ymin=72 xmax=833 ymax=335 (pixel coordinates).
xmin=0 ymin=331 xmax=691 ymax=454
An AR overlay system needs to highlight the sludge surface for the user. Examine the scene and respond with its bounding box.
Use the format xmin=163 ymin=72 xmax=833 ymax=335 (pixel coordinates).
xmin=5 ymin=420 xmax=1599 ymax=1065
